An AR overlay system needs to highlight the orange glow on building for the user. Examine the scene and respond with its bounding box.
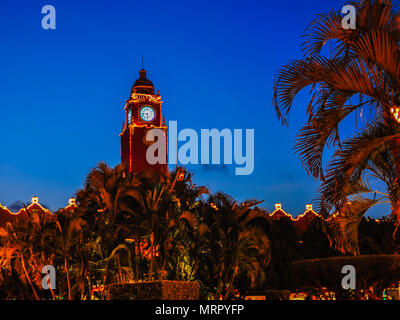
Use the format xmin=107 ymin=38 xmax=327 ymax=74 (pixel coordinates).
xmin=0 ymin=197 xmax=388 ymax=231
xmin=269 ymin=203 xmax=295 ymax=220
xmin=293 ymin=204 xmax=322 ymax=221
xmin=268 ymin=203 xmax=324 ymax=233
xmin=0 ymin=197 xmax=77 ymax=227
xmin=0 ymin=196 xmax=51 ymax=216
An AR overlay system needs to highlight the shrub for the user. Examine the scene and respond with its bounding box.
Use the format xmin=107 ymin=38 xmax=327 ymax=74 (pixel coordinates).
xmin=106 ymin=280 xmax=200 ymax=300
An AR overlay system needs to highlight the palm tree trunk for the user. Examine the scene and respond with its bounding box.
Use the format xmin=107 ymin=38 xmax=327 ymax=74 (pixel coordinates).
xmin=64 ymin=257 xmax=72 ymax=300
xmin=20 ymin=253 xmax=40 ymax=300
xmin=136 ymin=234 xmax=143 ymax=281
xmin=149 ymin=232 xmax=155 ymax=281
xmin=392 ymin=136 xmax=400 ymax=218
xmin=192 ymin=261 xmax=199 ymax=279
xmin=116 ymin=254 xmax=123 ymax=283
xmin=48 ymin=278 xmax=56 ymax=300
xmin=149 ymin=257 xmax=153 ymax=281
xmin=135 ymin=243 xmax=139 ymax=282
xmin=215 ymin=264 xmax=225 ymax=300
xmin=41 ymin=253 xmax=56 ymax=300
xmin=160 ymin=258 xmax=167 ymax=280
xmin=103 ymin=261 xmax=109 ymax=286
xmin=215 ymin=279 xmax=224 ymax=300
xmin=80 ymin=255 xmax=88 ymax=300
xmin=223 ymin=263 xmax=239 ymax=300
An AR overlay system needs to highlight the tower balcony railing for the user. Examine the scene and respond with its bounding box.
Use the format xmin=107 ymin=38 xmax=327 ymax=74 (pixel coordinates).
xmin=130 ymin=92 xmax=162 ymax=103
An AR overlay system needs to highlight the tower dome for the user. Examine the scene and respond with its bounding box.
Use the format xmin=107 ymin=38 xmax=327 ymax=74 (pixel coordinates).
xmin=132 ymin=69 xmax=154 ymax=94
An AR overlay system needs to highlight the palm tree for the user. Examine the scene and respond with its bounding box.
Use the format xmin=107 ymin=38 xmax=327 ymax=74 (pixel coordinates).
xmin=160 ymin=168 xmax=209 ymax=281
xmin=116 ymin=167 xmax=208 ymax=281
xmin=73 ymin=164 xmax=271 ymax=299
xmin=78 ymin=162 xmax=136 ymax=225
xmin=77 ymin=163 xmax=209 ymax=284
xmin=326 ymin=196 xmax=386 ymax=255
xmin=203 ymin=193 xmax=271 ymax=299
xmin=273 ymin=0 xmax=400 ymax=222
xmin=0 ymin=205 xmax=58 ymax=299
xmin=52 ymin=208 xmax=88 ymax=299
xmin=76 ymin=162 xmax=145 ymax=286
xmin=321 ymin=143 xmax=398 ymax=254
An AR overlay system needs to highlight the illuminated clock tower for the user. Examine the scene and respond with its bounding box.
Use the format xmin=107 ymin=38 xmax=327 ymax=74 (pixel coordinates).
xmin=120 ymin=69 xmax=168 ymax=173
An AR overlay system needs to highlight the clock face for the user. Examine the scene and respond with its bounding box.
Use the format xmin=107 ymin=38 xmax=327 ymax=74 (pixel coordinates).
xmin=127 ymin=109 xmax=132 ymax=124
xmin=139 ymin=106 xmax=155 ymax=122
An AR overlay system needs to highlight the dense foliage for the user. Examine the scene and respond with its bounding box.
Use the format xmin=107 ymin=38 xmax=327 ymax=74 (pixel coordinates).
xmin=274 ymin=0 xmax=400 ymax=245
xmin=0 ymin=164 xmax=271 ymax=300
xmin=1 ymin=164 xmax=399 ymax=300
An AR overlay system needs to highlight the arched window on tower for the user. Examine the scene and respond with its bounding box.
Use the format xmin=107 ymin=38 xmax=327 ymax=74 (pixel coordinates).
xmin=128 ymin=109 xmax=132 ymax=124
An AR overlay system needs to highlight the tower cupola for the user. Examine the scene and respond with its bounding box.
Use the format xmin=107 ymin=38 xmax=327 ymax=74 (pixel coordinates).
xmin=132 ymin=69 xmax=154 ymax=94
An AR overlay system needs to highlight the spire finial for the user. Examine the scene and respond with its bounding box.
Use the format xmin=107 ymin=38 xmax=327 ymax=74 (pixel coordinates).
xmin=139 ymin=68 xmax=146 ymax=79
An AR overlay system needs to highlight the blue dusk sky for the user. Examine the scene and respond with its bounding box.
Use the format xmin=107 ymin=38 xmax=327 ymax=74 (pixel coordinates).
xmin=0 ymin=0 xmax=395 ymax=216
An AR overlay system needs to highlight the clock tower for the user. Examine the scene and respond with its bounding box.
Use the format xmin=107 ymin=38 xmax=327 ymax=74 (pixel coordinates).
xmin=120 ymin=69 xmax=168 ymax=173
